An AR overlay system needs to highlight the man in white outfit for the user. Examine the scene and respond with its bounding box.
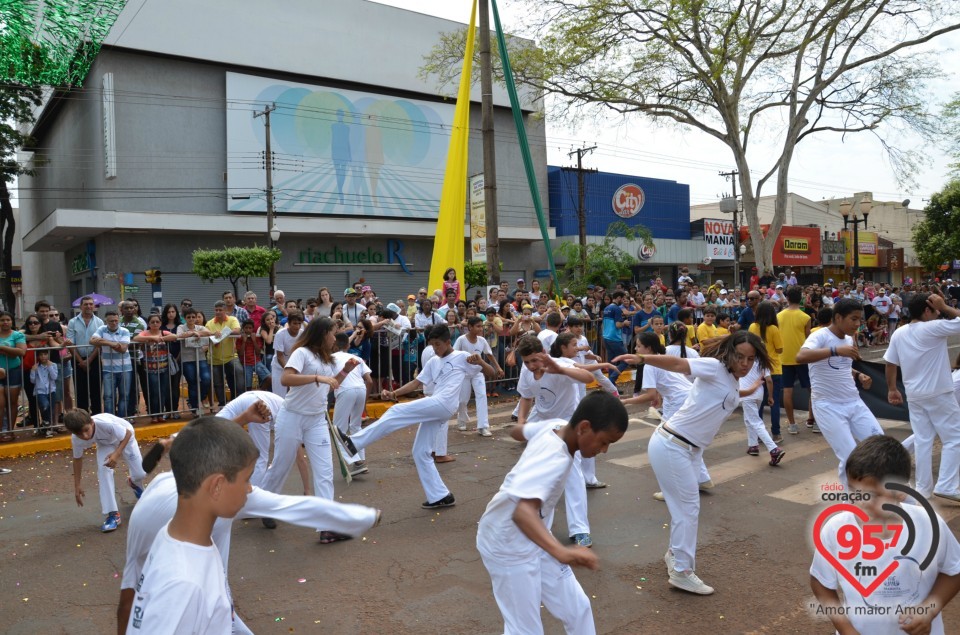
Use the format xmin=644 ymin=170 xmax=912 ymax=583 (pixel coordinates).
xmin=455 ymin=316 xmax=504 ymax=436
xmin=339 ymin=325 xmax=495 ymax=508
xmin=885 ymin=292 xmax=960 ymax=500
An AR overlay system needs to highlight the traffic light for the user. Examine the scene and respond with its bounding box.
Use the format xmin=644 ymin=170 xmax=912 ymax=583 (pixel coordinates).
xmin=145 ymin=269 xmax=162 ymax=284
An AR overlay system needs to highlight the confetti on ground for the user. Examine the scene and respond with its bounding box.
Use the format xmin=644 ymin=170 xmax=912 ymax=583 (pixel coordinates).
xmin=275 ymin=617 xmax=284 ymax=622
xmin=298 ymin=578 xmax=306 ymax=584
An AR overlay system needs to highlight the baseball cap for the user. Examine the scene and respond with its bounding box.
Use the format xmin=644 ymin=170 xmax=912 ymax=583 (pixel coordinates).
xmin=776 ymin=284 xmax=784 ymax=289
xmin=715 ymin=280 xmax=724 ymax=286
xmin=720 ymin=289 xmax=728 ymax=294
xmin=407 ymin=294 xmax=415 ymax=300
xmin=517 ymin=278 xmax=525 ymax=283
xmin=361 ymin=285 xmax=372 ymax=292
xmin=343 ymin=288 xmax=357 ymax=297
xmin=828 ymin=278 xmax=835 ymax=283
xmin=561 ymin=305 xmax=571 ymax=311
xmin=386 ymin=303 xmax=401 ymax=314
xmin=587 ymin=284 xmax=595 ymax=290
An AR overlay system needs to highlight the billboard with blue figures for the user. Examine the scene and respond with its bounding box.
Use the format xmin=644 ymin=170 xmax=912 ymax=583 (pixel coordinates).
xmin=227 ymin=72 xmax=453 ymax=219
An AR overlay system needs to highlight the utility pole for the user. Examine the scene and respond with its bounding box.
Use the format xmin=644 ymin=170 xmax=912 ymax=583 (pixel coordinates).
xmin=254 ymin=103 xmax=277 ymax=293
xmin=478 ymin=0 xmax=500 ymax=285
xmin=719 ymin=169 xmax=740 ymax=289
xmin=567 ymin=145 xmax=597 ymax=279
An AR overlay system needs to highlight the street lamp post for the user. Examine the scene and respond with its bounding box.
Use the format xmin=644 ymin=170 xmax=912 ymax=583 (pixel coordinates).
xmin=839 ymin=194 xmax=872 ymax=282
xmin=269 ymin=224 xmax=280 ymax=292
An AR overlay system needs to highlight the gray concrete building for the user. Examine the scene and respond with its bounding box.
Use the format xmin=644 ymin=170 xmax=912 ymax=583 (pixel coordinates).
xmin=19 ymin=0 xmax=553 ymax=313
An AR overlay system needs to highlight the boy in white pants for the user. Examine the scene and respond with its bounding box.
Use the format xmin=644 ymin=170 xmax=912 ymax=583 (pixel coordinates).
xmin=65 ymin=409 xmax=145 ymax=533
xmin=569 ymin=317 xmax=618 ymax=490
xmin=478 ymin=391 xmax=627 ymax=635
xmin=515 ymin=335 xmax=597 ymax=547
xmin=454 ymin=316 xmax=504 ymax=436
xmin=739 ymin=359 xmax=786 ymax=465
xmin=338 ymin=325 xmax=495 ymax=508
xmin=333 ymin=332 xmax=373 ymax=469
xmin=118 ymin=426 xmax=382 ymax=634
xmin=423 ymin=344 xmax=455 ymax=463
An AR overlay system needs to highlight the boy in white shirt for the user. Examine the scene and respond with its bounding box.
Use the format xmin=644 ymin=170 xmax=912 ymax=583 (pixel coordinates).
xmin=477 ymin=391 xmax=627 ymax=634
xmin=454 ymin=316 xmax=504 ymax=436
xmin=811 ymin=435 xmax=960 ymax=635
xmin=338 ymin=325 xmax=495 ymax=508
xmin=118 ymin=426 xmax=381 ymax=634
xmin=127 ymin=417 xmax=258 ymax=635
xmin=65 ymin=409 xmax=146 ymax=533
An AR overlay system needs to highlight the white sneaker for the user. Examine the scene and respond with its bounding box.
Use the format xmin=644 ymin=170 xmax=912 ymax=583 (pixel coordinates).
xmin=698 ymin=480 xmax=714 ymax=491
xmin=457 ymin=422 xmax=467 ymax=431
xmin=653 ymin=491 xmax=665 ymax=501
xmin=668 ymin=569 xmax=714 ymax=595
xmin=478 ymin=428 xmax=492 ymax=437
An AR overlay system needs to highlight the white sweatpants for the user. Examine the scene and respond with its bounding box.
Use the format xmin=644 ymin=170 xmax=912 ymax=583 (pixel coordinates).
xmin=433 ymin=420 xmax=448 ymax=456
xmin=351 ymin=397 xmax=452 ymax=504
xmin=580 ymin=456 xmax=599 ymax=485
xmin=479 ymin=550 xmax=595 ymax=635
xmin=333 ymin=386 xmax=367 ymax=462
xmin=648 ymin=428 xmax=702 ymax=572
xmin=259 ymin=406 xmax=334 ymax=501
xmin=246 ymin=419 xmax=272 ymax=488
xmin=270 ymin=362 xmax=287 ymax=398
xmin=811 ymin=398 xmax=884 ymax=489
xmin=663 ymin=406 xmax=711 ymax=485
xmin=458 ymin=372 xmax=489 ymax=430
xmin=565 ymin=453 xmax=590 ymax=536
xmin=907 ymin=393 xmax=960 ymax=497
xmin=742 ymin=399 xmax=777 ymax=452
xmin=95 ymin=437 xmax=146 ymax=515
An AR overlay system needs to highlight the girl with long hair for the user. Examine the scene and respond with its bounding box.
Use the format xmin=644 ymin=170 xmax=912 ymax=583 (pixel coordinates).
xmin=133 ymin=314 xmax=178 ymax=423
xmin=749 ymin=301 xmax=784 ymax=441
xmin=161 ymin=303 xmax=183 ymax=416
xmin=614 ymin=330 xmax=771 ymax=596
xmin=259 ymin=317 xmax=359 ymax=544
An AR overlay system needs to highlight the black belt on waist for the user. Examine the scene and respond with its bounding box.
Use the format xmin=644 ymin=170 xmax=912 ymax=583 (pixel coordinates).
xmin=662 ymin=425 xmax=699 ymax=449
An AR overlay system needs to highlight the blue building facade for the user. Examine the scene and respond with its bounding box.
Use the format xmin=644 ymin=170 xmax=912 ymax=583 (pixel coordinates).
xmin=548 ymin=167 xmax=691 ymax=239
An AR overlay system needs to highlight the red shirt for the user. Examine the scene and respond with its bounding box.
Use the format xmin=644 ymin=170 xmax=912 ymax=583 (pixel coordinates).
xmin=244 ymin=304 xmax=267 ymax=330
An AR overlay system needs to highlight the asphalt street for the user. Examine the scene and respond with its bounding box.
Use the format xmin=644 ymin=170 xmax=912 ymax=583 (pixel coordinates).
xmin=2 ymin=395 xmax=960 ymax=634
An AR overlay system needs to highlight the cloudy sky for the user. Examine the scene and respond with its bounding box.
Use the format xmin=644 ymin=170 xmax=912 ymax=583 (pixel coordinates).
xmin=373 ymin=0 xmax=960 ymax=208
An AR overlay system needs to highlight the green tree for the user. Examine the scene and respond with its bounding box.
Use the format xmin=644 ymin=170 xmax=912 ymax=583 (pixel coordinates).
xmin=463 ymin=260 xmax=503 ymax=295
xmin=555 ymin=221 xmax=652 ymax=294
xmin=192 ymin=246 xmax=281 ymax=298
xmin=945 ymin=95 xmax=960 ymax=176
xmin=912 ymin=180 xmax=960 ymax=273
xmin=426 ymin=1 xmax=959 ymax=274
xmin=0 ymin=84 xmax=43 ymax=313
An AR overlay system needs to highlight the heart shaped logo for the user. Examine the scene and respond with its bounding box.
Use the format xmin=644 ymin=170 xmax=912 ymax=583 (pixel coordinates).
xmin=813 ymin=503 xmax=899 ymax=597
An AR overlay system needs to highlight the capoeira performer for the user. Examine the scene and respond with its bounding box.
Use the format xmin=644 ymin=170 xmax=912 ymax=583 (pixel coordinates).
xmin=515 ymin=335 xmax=598 ymax=548
xmin=260 ymin=318 xmax=359 ymax=544
xmin=885 ymin=292 xmax=960 ymax=500
xmin=333 ymin=332 xmax=373 ymax=472
xmin=454 ymin=316 xmax=504 ymax=437
xmin=338 ymin=325 xmax=495 ymax=509
xmin=216 ymin=390 xmax=283 ymax=488
xmin=567 ymin=316 xmax=619 ymax=398
xmin=477 ymin=391 xmax=627 ymax=635
xmin=422 ymin=344 xmax=455 ymax=463
xmin=614 ymin=330 xmax=770 ymax=595
xmin=795 ymin=299 xmax=883 ymax=489
xmin=117 ymin=422 xmax=382 ymax=634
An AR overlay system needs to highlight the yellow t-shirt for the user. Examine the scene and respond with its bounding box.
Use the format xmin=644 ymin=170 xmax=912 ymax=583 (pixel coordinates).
xmin=777 ymin=308 xmax=811 ymax=366
xmin=811 ymin=325 xmax=824 ymax=333
xmin=749 ymin=322 xmax=783 ymax=375
xmin=716 ymin=326 xmax=731 ymax=337
xmin=658 ymin=333 xmax=666 ymax=346
xmin=205 ymin=317 xmax=240 ymax=364
xmin=684 ymin=324 xmax=697 ymax=348
xmin=696 ymin=322 xmax=719 ymax=343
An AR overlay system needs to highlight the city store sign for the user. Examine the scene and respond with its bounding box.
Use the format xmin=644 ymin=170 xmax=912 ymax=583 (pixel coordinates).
xmin=297 ymin=238 xmax=412 ymax=275
xmin=612 ymin=183 xmax=645 ymax=218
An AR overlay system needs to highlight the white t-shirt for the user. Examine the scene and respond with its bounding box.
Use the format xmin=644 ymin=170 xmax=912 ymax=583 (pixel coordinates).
xmin=802 ymin=328 xmax=858 ymax=402
xmin=420 ymin=345 xmax=436 ymax=396
xmin=641 ymin=364 xmax=692 ymax=420
xmin=664 ymin=357 xmax=739 ymax=448
xmin=575 ymin=335 xmax=591 ymax=364
xmin=739 ymin=360 xmax=771 ymax=401
xmin=665 ymin=344 xmax=700 ymax=359
xmin=127 ymin=523 xmax=232 ymax=635
xmin=282 ymin=347 xmax=336 ymax=415
xmin=537 ymin=328 xmax=558 ymax=352
xmin=416 ymin=350 xmax=481 ymax=417
xmin=332 ymin=350 xmax=371 ymax=393
xmin=476 ymin=420 xmax=573 ymax=565
xmin=810 ymin=504 xmax=960 ymax=635
xmin=884 ymin=318 xmax=960 ymax=398
xmin=218 ymin=390 xmax=284 ymax=421
xmin=454 ymin=334 xmax=492 ymax=358
xmin=871 ymin=294 xmax=892 ymax=315
xmin=72 ymin=413 xmax=133 ymax=459
xmin=271 ymin=326 xmax=302 ymax=369
xmin=414 ymin=312 xmax=443 ymax=331
xmin=518 ymin=356 xmax=583 ymax=421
